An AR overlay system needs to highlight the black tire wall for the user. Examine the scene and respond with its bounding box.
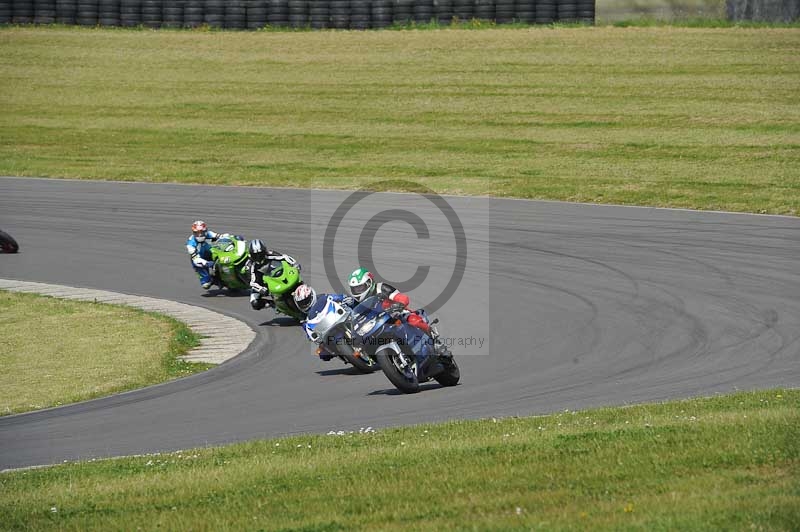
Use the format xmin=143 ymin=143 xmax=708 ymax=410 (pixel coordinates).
xmin=13 ymin=0 xmax=35 ymax=23
xmin=76 ymin=0 xmax=98 ymax=25
xmin=34 ymin=0 xmax=56 ymax=23
xmin=56 ymin=0 xmax=76 ymax=22
xmin=0 ymin=0 xmax=11 ymax=22
xmin=1 ymin=0 xmax=595 ymax=27
xmin=98 ymin=0 xmax=120 ymax=26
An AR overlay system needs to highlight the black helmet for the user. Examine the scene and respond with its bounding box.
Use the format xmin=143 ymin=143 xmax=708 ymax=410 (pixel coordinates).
xmin=248 ymin=239 xmax=267 ymax=263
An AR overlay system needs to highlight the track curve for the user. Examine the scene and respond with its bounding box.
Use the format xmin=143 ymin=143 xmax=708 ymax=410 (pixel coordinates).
xmin=1 ymin=177 xmax=798 ymax=470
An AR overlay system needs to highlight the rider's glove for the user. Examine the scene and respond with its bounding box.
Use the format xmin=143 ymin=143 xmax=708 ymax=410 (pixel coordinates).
xmin=342 ymin=296 xmax=355 ymax=306
xmin=389 ymin=303 xmax=406 ymax=316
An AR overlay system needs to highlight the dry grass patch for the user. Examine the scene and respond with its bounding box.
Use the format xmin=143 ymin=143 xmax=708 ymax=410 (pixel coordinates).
xmin=0 ymin=291 xmax=205 ymax=415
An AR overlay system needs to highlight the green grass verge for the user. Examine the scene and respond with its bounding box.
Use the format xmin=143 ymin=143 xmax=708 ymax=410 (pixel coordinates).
xmin=1 ymin=389 xmax=797 ymax=530
xmin=0 ymin=291 xmax=209 ymax=416
xmin=0 ymin=26 xmax=798 ymax=215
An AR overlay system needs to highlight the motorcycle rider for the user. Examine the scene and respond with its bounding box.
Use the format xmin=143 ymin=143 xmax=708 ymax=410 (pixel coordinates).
xmin=298 ymin=283 xmax=441 ymax=377
xmin=293 ymin=284 xmax=354 ymax=361
xmin=347 ymin=267 xmax=430 ymax=333
xmin=186 ymin=220 xmax=220 ymax=289
xmin=247 ymin=239 xmax=302 ymax=311
xmin=293 ymin=284 xmax=351 ymax=320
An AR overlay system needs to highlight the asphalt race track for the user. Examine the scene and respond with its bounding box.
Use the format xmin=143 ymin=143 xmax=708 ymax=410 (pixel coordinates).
xmin=1 ymin=177 xmax=798 ymax=470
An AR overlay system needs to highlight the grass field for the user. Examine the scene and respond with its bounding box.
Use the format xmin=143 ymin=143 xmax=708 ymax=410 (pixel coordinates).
xmin=1 ymin=389 xmax=797 ymax=530
xmin=1 ymin=26 xmax=798 ymax=214
xmin=0 ymin=291 xmax=206 ymax=416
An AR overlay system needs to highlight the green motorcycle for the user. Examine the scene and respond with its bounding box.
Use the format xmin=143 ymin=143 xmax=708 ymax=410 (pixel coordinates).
xmin=209 ymin=235 xmax=250 ymax=291
xmin=258 ymin=259 xmax=305 ymax=321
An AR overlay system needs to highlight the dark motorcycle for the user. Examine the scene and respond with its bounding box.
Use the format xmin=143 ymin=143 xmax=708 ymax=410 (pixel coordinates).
xmin=0 ymin=230 xmax=19 ymax=253
xmin=350 ymin=295 xmax=460 ymax=394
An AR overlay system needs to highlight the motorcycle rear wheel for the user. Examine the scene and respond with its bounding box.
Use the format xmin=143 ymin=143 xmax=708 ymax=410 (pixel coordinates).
xmin=0 ymin=230 xmax=19 ymax=253
xmin=433 ymin=355 xmax=460 ymax=387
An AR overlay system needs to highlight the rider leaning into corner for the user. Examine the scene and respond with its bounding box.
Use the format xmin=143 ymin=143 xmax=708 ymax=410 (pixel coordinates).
xmin=348 ymin=267 xmax=450 ymax=358
xmin=347 ymin=267 xmax=432 ymax=334
xmin=292 ymin=284 xmax=356 ymax=361
xmin=186 ymin=220 xmax=220 ymax=289
xmin=247 ymin=238 xmax=302 ymax=311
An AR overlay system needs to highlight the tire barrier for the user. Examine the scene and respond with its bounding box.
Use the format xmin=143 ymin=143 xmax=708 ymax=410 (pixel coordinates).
xmin=98 ymin=0 xmax=120 ymax=26
xmin=162 ymin=0 xmax=181 ymax=26
xmin=12 ymin=0 xmax=34 ymax=24
xmin=287 ymin=0 xmax=307 ymax=27
xmin=515 ymin=0 xmax=534 ymax=23
xmin=494 ymin=0 xmax=513 ymax=24
xmin=557 ymin=0 xmax=575 ymax=23
xmin=726 ymin=0 xmax=799 ymax=22
xmin=350 ymin=0 xmax=368 ymax=28
xmin=76 ymin=0 xmax=98 ymax=25
xmin=141 ymin=0 xmax=161 ymax=26
xmin=225 ymin=0 xmax=245 ymax=28
xmin=204 ymin=0 xmax=222 ymax=27
xmin=249 ymin=0 xmax=268 ymax=28
xmin=577 ymin=0 xmax=593 ymax=23
xmin=265 ymin=0 xmax=287 ymax=27
xmin=1 ymin=0 xmax=594 ymax=27
xmin=0 ymin=0 xmax=11 ymax=23
xmin=434 ymin=0 xmax=451 ymax=23
xmin=452 ymin=0 xmax=472 ymax=20
xmin=535 ymin=0 xmax=555 ymax=23
xmin=34 ymin=0 xmax=56 ymax=24
xmin=183 ymin=0 xmax=201 ymax=26
xmin=393 ymin=0 xmax=411 ymax=24
xmin=329 ymin=0 xmax=348 ymax=28
xmin=120 ymin=0 xmax=140 ymax=25
xmin=474 ymin=0 xmax=492 ymax=20
xmin=371 ymin=0 xmax=390 ymax=26
xmin=413 ymin=0 xmax=432 ymax=23
xmin=56 ymin=0 xmax=76 ymax=22
xmin=308 ymin=0 xmax=329 ymax=28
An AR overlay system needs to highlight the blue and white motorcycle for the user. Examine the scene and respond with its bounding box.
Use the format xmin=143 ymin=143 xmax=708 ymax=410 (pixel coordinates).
xmin=306 ymin=294 xmax=460 ymax=393
xmin=303 ymin=297 xmax=378 ymax=374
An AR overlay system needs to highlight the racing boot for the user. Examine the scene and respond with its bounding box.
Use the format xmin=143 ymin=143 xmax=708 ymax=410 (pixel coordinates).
xmin=429 ymin=321 xmax=451 ymax=358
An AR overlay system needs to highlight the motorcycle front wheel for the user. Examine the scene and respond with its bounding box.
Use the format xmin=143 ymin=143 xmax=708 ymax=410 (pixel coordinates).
xmin=376 ymin=349 xmax=420 ymax=394
xmin=0 ymin=230 xmax=19 ymax=253
xmin=338 ymin=344 xmax=377 ymax=374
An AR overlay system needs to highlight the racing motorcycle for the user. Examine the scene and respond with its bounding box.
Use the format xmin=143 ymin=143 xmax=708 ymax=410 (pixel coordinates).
xmin=333 ymin=294 xmax=460 ymax=393
xmin=208 ymin=234 xmax=249 ymax=291
xmin=0 ymin=230 xmax=19 ymax=253
xmin=257 ymin=259 xmax=306 ymax=321
xmin=303 ymin=297 xmax=377 ymax=373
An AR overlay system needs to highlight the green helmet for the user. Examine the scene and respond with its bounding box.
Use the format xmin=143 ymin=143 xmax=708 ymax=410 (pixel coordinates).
xmin=348 ymin=267 xmax=375 ymax=303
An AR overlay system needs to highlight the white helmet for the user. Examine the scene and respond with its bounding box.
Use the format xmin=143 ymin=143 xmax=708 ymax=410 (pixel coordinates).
xmin=348 ymin=267 xmax=375 ymax=303
xmin=191 ymin=220 xmax=208 ymax=243
xmin=293 ymin=284 xmax=317 ymax=312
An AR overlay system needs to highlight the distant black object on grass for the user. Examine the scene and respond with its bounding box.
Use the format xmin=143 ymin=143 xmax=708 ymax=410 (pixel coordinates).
xmin=0 ymin=230 xmax=19 ymax=253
